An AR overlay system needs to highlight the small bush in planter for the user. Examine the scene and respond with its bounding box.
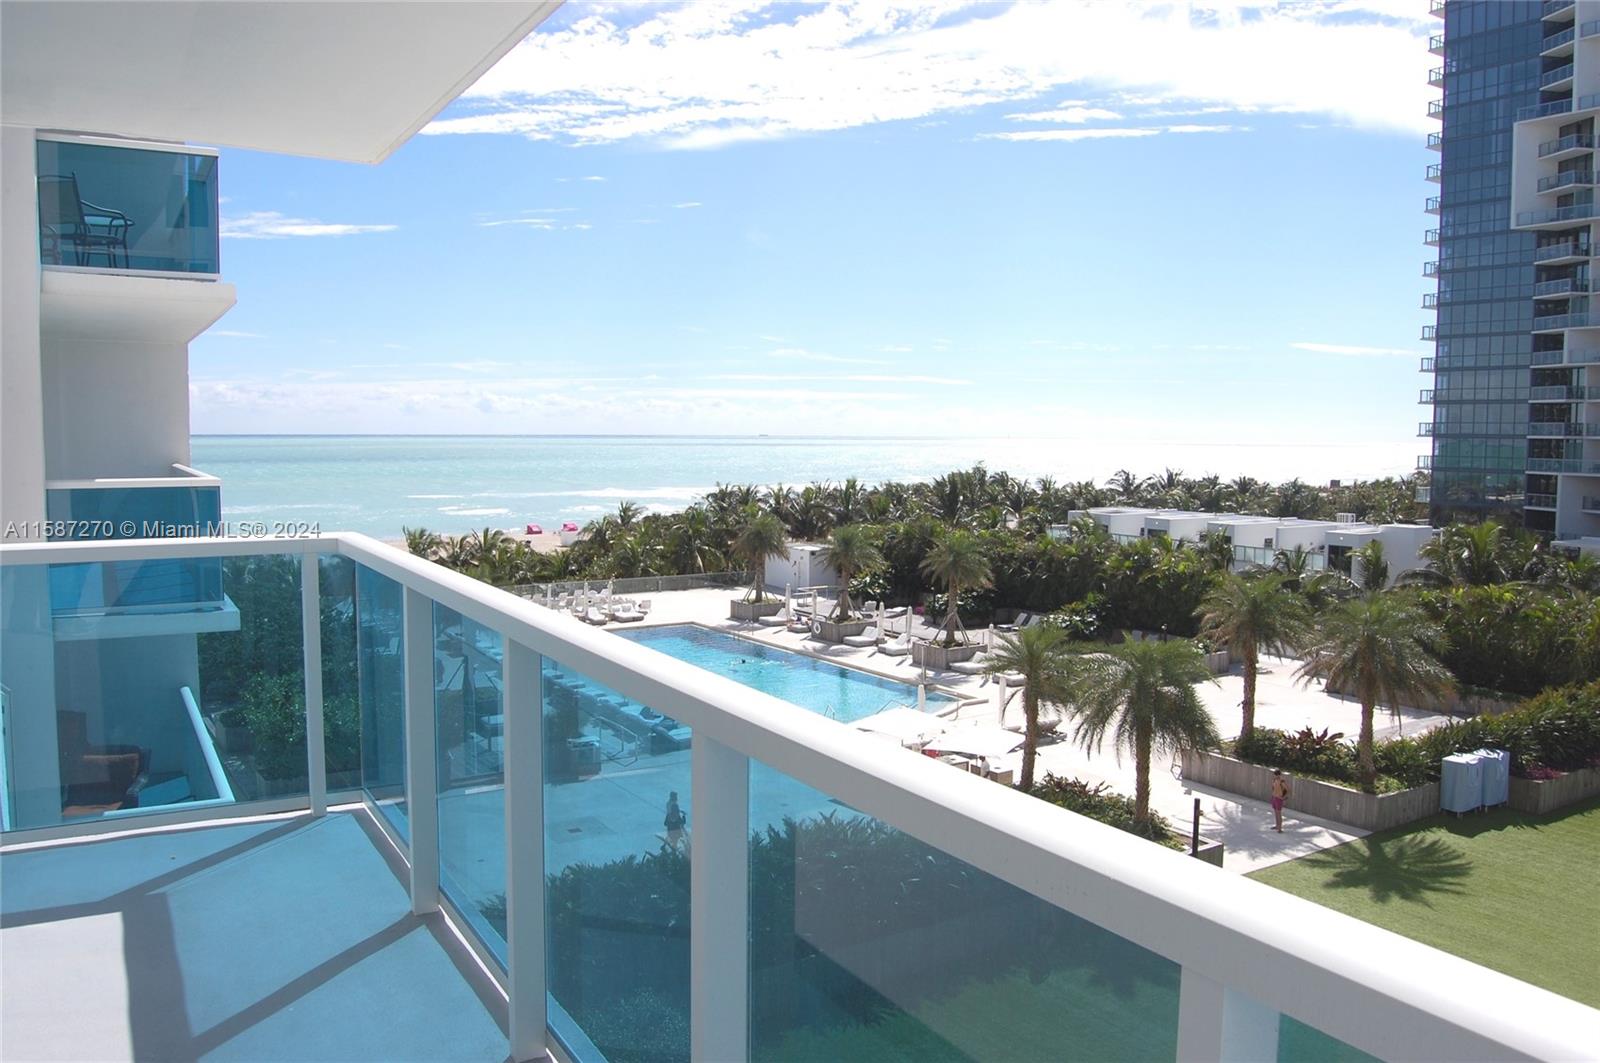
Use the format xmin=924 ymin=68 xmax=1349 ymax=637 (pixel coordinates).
xmin=1028 ymin=774 xmax=1181 ymax=847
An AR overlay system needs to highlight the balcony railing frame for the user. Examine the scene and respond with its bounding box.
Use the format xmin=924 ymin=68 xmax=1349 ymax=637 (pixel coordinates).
xmin=1 ymin=533 xmax=1593 ymax=1063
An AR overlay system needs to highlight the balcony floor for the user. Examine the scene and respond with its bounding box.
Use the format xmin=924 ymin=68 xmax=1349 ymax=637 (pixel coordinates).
xmin=0 ymin=810 xmax=509 ymax=1062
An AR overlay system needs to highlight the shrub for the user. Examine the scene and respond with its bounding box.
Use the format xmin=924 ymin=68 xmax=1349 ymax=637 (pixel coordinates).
xmin=1028 ymin=774 xmax=1180 ymax=846
xmin=1373 ymin=736 xmax=1432 ymax=789
xmin=1041 ymin=595 xmax=1108 ymax=641
xmin=1232 ymin=727 xmax=1357 ymax=784
xmin=1395 ymin=679 xmax=1600 ymax=779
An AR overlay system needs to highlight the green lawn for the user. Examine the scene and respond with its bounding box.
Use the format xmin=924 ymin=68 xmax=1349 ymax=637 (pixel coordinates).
xmin=1251 ymin=796 xmax=1600 ymax=1008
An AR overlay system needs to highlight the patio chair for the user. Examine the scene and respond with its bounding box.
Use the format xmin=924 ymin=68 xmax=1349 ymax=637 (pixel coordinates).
xmin=842 ymin=625 xmax=881 ymax=648
xmin=38 ymin=173 xmax=134 ymax=268
xmin=756 ymin=606 xmax=791 ymax=627
xmin=878 ymin=632 xmax=912 ymax=657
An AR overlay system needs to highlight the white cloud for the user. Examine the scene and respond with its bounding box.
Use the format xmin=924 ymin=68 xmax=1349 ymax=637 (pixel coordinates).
xmin=477 ymin=215 xmax=590 ymax=231
xmin=983 ymin=124 xmax=1244 ymax=143
xmin=1291 ymin=342 xmax=1419 ymax=358
xmin=221 ymin=211 xmax=396 ymax=239
xmin=710 ymin=372 xmax=971 ymax=385
xmin=427 ymin=1 xmax=1432 ymax=150
xmin=673 ymin=201 xmax=703 ymax=209
xmin=209 ymin=329 xmax=262 ymax=339
xmin=1005 ymin=105 xmax=1122 ymax=123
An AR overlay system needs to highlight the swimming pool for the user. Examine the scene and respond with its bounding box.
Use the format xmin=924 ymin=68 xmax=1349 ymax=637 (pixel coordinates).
xmin=619 ymin=624 xmax=957 ymax=723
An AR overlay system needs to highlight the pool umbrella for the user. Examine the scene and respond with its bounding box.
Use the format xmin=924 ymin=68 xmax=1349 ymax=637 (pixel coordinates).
xmin=995 ymin=674 xmax=1007 ymax=725
xmin=784 ymin=582 xmax=792 ymax=617
xmin=917 ymin=682 xmax=927 ymax=713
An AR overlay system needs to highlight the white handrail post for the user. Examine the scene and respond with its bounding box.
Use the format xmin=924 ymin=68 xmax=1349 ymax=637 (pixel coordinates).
xmin=690 ymin=735 xmax=749 ymax=1062
xmin=403 ymin=586 xmax=440 ymax=914
xmin=301 ymin=554 xmax=326 ymax=817
xmin=502 ymin=638 xmax=547 ymax=1061
xmin=1177 ymin=968 xmax=1280 ymax=1062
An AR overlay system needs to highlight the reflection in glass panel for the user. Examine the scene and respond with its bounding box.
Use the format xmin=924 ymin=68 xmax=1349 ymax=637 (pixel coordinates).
xmin=434 ymin=603 xmax=506 ymax=963
xmin=1279 ymin=1015 xmax=1382 ymax=1063
xmin=0 ymin=554 xmax=315 ymax=833
xmin=355 ymin=564 xmax=407 ymax=838
xmin=318 ymin=555 xmax=361 ymax=795
xmin=542 ymin=656 xmax=691 ymax=1063
xmin=748 ymin=763 xmax=1181 ymax=1061
xmin=36 ymin=138 xmax=219 ymax=274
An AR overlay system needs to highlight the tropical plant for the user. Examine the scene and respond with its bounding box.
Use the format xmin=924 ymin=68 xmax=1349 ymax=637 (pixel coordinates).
xmin=1295 ymin=594 xmax=1454 ymax=791
xmin=1408 ymin=520 xmax=1534 ymax=587
xmin=1067 ymin=638 xmax=1221 ymax=823
xmin=732 ymin=512 xmax=788 ymax=603
xmin=817 ymin=524 xmax=884 ymax=620
xmin=1349 ymin=540 xmax=1389 ymax=592
xmin=402 ymin=525 xmax=442 ymax=560
xmin=1195 ymin=573 xmax=1311 ymax=741
xmin=985 ymin=625 xmax=1077 ymax=790
xmin=919 ymin=530 xmax=992 ymax=646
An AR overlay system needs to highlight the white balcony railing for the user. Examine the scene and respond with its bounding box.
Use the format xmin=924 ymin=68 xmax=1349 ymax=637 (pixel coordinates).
xmin=0 ymin=533 xmax=1593 ymax=1063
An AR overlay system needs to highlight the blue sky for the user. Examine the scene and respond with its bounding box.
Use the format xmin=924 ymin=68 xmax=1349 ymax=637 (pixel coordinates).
xmin=191 ymin=0 xmax=1436 ymax=481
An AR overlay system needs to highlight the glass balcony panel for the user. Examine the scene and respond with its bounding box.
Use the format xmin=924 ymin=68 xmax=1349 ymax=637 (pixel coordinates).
xmin=36 ymin=138 xmax=219 ymax=275
xmin=356 ymin=564 xmax=407 ymax=839
xmin=746 ymin=761 xmax=1181 ymax=1060
xmin=45 ymin=481 xmax=224 ymax=616
xmin=540 ymin=655 xmax=692 ymax=1063
xmin=0 ymin=554 xmax=317 ymax=833
xmin=433 ymin=603 xmax=507 ymax=965
xmin=1279 ymin=1014 xmax=1381 ymax=1062
xmin=317 ymin=555 xmax=360 ymax=796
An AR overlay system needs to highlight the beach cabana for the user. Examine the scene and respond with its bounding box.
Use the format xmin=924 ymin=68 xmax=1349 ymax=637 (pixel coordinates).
xmin=853 ymin=706 xmax=946 ymax=749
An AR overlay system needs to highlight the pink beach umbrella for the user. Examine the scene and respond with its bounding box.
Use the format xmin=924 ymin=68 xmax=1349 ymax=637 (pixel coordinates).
xmin=526 ymin=523 xmax=543 ymax=535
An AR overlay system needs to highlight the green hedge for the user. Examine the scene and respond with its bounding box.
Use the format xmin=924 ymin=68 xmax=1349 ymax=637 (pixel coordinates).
xmin=1233 ymin=681 xmax=1600 ymax=790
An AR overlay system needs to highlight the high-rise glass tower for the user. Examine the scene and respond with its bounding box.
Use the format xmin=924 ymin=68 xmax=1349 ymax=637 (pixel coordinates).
xmin=1427 ymin=0 xmax=1600 ymax=542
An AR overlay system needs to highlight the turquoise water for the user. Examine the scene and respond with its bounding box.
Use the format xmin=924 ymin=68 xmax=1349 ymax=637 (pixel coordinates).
xmin=621 ymin=624 xmax=955 ymax=723
xmin=189 ymin=434 xmax=1402 ymax=538
xmin=190 ymin=434 xmax=1064 ymax=537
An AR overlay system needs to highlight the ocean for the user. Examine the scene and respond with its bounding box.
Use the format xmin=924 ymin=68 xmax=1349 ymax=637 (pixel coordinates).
xmin=190 ymin=435 xmax=1413 ymax=538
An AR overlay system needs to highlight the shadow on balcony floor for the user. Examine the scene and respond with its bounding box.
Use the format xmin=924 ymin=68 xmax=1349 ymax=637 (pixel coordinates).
xmin=0 ymin=810 xmax=509 ymax=1062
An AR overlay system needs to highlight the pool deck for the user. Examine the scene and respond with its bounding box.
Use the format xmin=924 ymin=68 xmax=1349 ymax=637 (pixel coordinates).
xmin=564 ymin=587 xmax=1458 ymax=872
xmin=0 ymin=809 xmax=511 ymax=1062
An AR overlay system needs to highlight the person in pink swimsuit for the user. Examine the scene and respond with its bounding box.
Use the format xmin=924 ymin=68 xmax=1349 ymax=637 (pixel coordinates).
xmin=1270 ymin=769 xmax=1291 ymax=833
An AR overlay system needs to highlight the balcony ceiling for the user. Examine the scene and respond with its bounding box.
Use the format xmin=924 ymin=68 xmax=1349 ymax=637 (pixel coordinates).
xmin=0 ymin=1 xmax=558 ymax=163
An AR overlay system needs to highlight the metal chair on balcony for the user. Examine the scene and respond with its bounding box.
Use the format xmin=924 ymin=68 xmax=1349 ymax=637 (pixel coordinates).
xmin=38 ymin=173 xmax=133 ymax=268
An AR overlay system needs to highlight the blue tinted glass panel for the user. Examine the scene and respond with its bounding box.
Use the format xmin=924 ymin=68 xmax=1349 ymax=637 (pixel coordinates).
xmin=318 ymin=556 xmax=360 ymax=796
xmin=1279 ymin=1015 xmax=1382 ymax=1063
xmin=434 ymin=603 xmax=506 ymax=963
xmin=45 ymin=485 xmax=224 ymax=613
xmin=36 ymin=139 xmax=219 ymax=274
xmin=0 ymin=555 xmax=309 ymax=833
xmin=748 ymin=762 xmax=1181 ymax=1061
xmin=356 ymin=564 xmax=407 ymax=839
xmin=542 ymin=655 xmax=691 ymax=1063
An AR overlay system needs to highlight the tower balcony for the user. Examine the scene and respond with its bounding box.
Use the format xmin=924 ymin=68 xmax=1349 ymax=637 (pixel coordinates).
xmin=1536 ymin=170 xmax=1596 ymax=194
xmin=1532 ymin=276 xmax=1590 ymax=298
xmin=1514 ymin=202 xmax=1597 ymax=230
xmin=2 ymin=535 xmax=1590 ymax=1063
xmin=1537 ymin=133 xmax=1595 ymax=159
xmin=1540 ymin=25 xmax=1576 ymax=57
xmin=1540 ymin=62 xmax=1576 ymax=91
xmin=1533 ymin=238 xmax=1591 ymax=263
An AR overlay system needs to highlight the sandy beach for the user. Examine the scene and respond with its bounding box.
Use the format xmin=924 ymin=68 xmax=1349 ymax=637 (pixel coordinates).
xmin=381 ymin=528 xmax=569 ymax=554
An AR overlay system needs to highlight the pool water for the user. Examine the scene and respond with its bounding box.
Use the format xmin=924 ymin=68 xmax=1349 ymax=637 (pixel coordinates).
xmin=620 ymin=624 xmax=956 ymax=722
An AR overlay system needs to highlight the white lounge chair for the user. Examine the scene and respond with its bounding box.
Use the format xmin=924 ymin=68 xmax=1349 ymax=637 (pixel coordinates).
xmin=756 ymin=606 xmax=790 ymax=628
xmin=879 ymin=632 xmax=912 ymax=656
xmin=611 ymin=600 xmax=644 ymax=623
xmin=948 ymin=653 xmax=993 ymax=676
xmin=842 ymin=625 xmax=880 ymax=648
xmin=638 ymin=599 xmax=652 ymax=615
xmin=585 ymin=605 xmax=609 ymax=625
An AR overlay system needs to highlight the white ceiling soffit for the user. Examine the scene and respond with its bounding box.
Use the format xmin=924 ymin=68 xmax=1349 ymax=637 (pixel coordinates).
xmin=0 ymin=1 xmax=559 ymax=163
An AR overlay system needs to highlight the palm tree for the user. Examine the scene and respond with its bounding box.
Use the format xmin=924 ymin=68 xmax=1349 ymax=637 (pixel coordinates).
xmin=1295 ymin=595 xmax=1453 ymax=791
xmin=614 ymin=501 xmax=643 ymax=530
xmin=817 ymin=524 xmax=884 ymax=620
xmin=986 ymin=625 xmax=1076 ymax=790
xmin=1105 ymin=469 xmax=1147 ymax=503
xmin=732 ymin=512 xmax=788 ymax=603
xmin=1069 ymin=638 xmax=1221 ymax=824
xmin=1196 ymin=573 xmax=1311 ymax=741
xmin=402 ymin=526 xmax=442 ymax=560
xmin=920 ymin=530 xmax=992 ymax=646
xmin=1410 ymin=521 xmax=1532 ymax=587
xmin=1349 ymin=540 xmax=1389 ymax=592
